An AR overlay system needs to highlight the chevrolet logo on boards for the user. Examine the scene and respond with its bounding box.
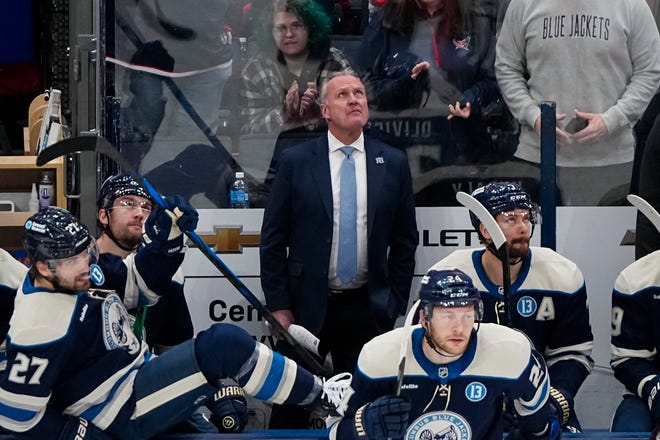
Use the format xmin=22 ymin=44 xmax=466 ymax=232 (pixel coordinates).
xmin=194 ymin=226 xmax=261 ymax=253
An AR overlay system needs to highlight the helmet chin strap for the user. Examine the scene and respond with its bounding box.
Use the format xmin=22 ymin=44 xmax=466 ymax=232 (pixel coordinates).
xmin=422 ymin=321 xmax=461 ymax=359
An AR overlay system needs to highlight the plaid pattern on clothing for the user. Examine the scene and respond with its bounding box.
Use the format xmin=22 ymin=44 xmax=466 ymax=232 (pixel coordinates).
xmin=240 ymin=47 xmax=353 ymax=135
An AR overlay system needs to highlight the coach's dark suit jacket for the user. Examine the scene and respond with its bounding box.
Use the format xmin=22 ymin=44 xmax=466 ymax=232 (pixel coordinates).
xmin=260 ymin=133 xmax=418 ymax=334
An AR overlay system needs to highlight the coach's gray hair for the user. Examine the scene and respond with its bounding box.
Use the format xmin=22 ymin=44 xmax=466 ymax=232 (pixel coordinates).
xmin=319 ymin=69 xmax=360 ymax=103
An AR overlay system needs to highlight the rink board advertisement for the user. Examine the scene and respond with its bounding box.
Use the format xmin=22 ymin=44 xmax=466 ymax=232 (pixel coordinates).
xmin=182 ymin=207 xmax=636 ymax=368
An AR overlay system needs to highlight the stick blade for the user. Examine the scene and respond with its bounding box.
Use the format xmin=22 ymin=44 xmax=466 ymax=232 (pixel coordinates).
xmin=36 ymin=135 xmax=133 ymax=173
xmin=36 ymin=136 xmax=100 ymax=166
xmin=456 ymin=191 xmax=506 ymax=249
xmin=627 ymin=194 xmax=660 ymax=234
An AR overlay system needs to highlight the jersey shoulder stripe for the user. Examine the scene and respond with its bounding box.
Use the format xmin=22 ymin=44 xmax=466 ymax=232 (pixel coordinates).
xmin=521 ymin=247 xmax=584 ymax=294
xmin=465 ymin=323 xmax=532 ymax=379
xmin=9 ymin=288 xmax=77 ymax=346
xmin=614 ymin=250 xmax=660 ymax=296
xmin=357 ymin=326 xmax=424 ymax=380
xmin=0 ymin=249 xmax=27 ymax=290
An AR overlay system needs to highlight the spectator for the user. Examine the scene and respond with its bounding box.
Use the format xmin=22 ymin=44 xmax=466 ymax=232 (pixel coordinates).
xmin=430 ymin=181 xmax=594 ymax=432
xmin=260 ymin=72 xmax=418 ymax=427
xmin=611 ymin=245 xmax=660 ymax=432
xmin=328 ymin=268 xmax=561 ymax=440
xmin=358 ymin=0 xmax=503 ymax=163
xmin=0 ymin=207 xmax=347 ymax=439
xmin=241 ymin=0 xmax=354 ymax=135
xmin=495 ymin=0 xmax=660 ymax=205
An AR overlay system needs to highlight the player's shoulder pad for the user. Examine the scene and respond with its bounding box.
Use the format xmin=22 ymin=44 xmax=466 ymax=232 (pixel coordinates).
xmin=523 ymin=247 xmax=584 ymax=293
xmin=429 ymin=249 xmax=479 ymax=275
xmin=0 ymin=248 xmax=28 ymax=289
xmin=614 ymin=250 xmax=660 ymax=296
xmin=9 ymin=289 xmax=78 ymax=346
xmin=357 ymin=326 xmax=424 ymax=379
xmin=464 ymin=323 xmax=533 ymax=379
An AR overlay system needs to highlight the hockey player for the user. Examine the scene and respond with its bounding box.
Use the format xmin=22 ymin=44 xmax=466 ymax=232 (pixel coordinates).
xmin=610 ymin=248 xmax=660 ymax=432
xmin=95 ymin=173 xmax=248 ymax=433
xmin=430 ymin=181 xmax=594 ymax=432
xmin=0 ymin=207 xmax=348 ymax=439
xmin=329 ymin=268 xmax=561 ymax=440
xmin=0 ymin=248 xmax=27 ymax=370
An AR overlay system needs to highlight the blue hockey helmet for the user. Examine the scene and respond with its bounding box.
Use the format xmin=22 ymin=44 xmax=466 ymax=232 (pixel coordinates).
xmin=24 ymin=207 xmax=94 ymax=263
xmin=469 ymin=181 xmax=540 ymax=231
xmin=419 ymin=269 xmax=483 ymax=321
xmin=97 ymin=173 xmax=151 ymax=211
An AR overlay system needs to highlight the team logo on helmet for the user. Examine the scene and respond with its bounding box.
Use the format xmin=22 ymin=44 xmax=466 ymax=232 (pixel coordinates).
xmin=406 ymin=411 xmax=471 ymax=440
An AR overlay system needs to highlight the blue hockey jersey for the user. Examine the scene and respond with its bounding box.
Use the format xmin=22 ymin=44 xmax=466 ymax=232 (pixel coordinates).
xmin=430 ymin=247 xmax=594 ymax=399
xmin=329 ymin=323 xmax=555 ymax=439
xmin=611 ymin=250 xmax=660 ymax=397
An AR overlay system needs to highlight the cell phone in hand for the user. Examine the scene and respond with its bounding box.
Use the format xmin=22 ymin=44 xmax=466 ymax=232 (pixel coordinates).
xmin=565 ymin=117 xmax=588 ymax=134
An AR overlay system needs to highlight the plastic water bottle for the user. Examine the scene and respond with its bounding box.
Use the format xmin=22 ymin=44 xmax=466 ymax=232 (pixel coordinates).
xmin=38 ymin=172 xmax=54 ymax=211
xmin=229 ymin=172 xmax=249 ymax=208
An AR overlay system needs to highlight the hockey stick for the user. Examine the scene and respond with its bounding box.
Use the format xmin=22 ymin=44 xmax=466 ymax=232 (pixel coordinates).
xmin=627 ymin=194 xmax=660 ymax=234
xmin=37 ymin=135 xmax=332 ymax=377
xmin=394 ymin=299 xmax=420 ymax=396
xmin=456 ymin=191 xmax=512 ymax=327
xmin=388 ymin=299 xmax=420 ymax=440
xmin=113 ymin=13 xmax=236 ymax=168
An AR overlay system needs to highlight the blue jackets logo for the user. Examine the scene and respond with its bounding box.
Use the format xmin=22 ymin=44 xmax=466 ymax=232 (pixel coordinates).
xmin=407 ymin=411 xmax=471 ymax=440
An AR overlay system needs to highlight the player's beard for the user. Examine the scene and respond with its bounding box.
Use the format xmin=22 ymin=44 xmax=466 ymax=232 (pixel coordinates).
xmin=508 ymin=236 xmax=530 ymax=260
xmin=47 ymin=271 xmax=91 ymax=292
xmin=110 ymin=221 xmax=144 ymax=250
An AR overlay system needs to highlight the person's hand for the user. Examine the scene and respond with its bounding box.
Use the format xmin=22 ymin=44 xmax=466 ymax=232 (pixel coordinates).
xmin=284 ymin=80 xmax=301 ymax=118
xmin=356 ymin=395 xmax=411 ymax=440
xmin=299 ymin=82 xmax=318 ymax=118
xmin=570 ymin=109 xmax=609 ymax=143
xmin=411 ymin=61 xmax=430 ymax=80
xmin=209 ymin=385 xmax=249 ymax=433
xmin=448 ymin=101 xmax=472 ymax=120
xmin=270 ymin=309 xmax=295 ymax=335
xmin=143 ymin=194 xmax=198 ymax=254
xmin=534 ymin=113 xmax=572 ymax=145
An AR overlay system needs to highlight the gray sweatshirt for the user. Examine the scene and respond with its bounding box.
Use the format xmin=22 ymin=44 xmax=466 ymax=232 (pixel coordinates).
xmin=496 ymin=0 xmax=660 ymax=166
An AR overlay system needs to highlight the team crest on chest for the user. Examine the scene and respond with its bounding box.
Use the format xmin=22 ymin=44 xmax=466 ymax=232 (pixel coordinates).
xmin=102 ymin=293 xmax=141 ymax=355
xmin=406 ymin=411 xmax=471 ymax=440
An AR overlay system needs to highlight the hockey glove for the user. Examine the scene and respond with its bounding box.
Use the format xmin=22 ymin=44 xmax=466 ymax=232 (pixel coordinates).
xmin=58 ymin=417 xmax=111 ymax=440
xmin=643 ymin=375 xmax=660 ymax=425
xmin=549 ymin=387 xmax=573 ymax=427
xmin=355 ymin=395 xmax=411 ymax=440
xmin=143 ymin=194 xmax=198 ymax=254
xmin=208 ymin=384 xmax=249 ymax=433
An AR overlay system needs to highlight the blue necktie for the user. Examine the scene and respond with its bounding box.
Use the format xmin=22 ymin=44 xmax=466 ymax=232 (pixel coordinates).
xmin=337 ymin=146 xmax=357 ymax=283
